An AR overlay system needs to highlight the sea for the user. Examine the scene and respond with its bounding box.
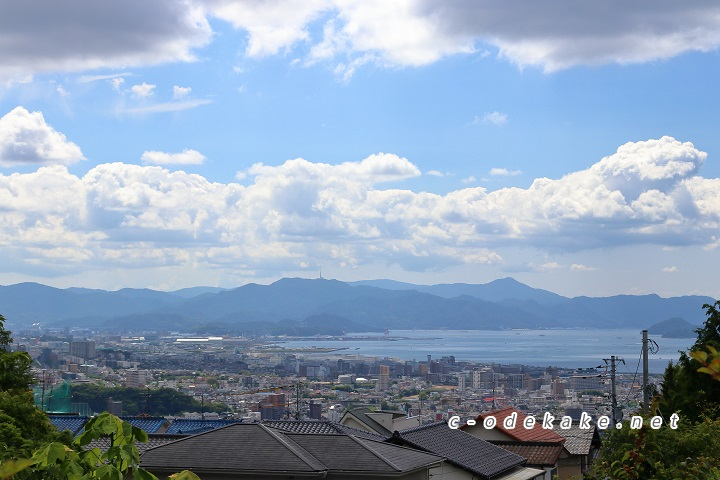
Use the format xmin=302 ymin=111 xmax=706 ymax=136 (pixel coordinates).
xmin=274 ymin=329 xmax=695 ymax=374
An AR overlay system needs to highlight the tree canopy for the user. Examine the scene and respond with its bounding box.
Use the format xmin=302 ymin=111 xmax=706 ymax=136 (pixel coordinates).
xmin=71 ymin=384 xmax=228 ymax=416
xmin=0 ymin=314 xmax=34 ymax=392
xmin=587 ymin=300 xmax=720 ymax=479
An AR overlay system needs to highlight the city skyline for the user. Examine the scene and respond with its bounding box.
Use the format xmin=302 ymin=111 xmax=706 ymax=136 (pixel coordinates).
xmin=1 ymin=2 xmax=719 ymax=298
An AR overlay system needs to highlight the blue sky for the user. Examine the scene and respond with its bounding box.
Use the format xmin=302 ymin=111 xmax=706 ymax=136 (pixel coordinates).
xmin=1 ymin=1 xmax=719 ymax=298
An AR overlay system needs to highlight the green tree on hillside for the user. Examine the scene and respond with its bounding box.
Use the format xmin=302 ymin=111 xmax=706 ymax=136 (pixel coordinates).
xmin=0 ymin=314 xmax=70 ymax=462
xmin=0 ymin=412 xmax=199 ymax=480
xmin=659 ymin=301 xmax=720 ymax=422
xmin=0 ymin=314 xmax=34 ymax=392
xmin=587 ymin=300 xmax=720 ymax=479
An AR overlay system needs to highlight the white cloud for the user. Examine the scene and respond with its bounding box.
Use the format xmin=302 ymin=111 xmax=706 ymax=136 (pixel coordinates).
xmin=0 ymin=107 xmax=85 ymax=166
xmin=3 ymin=2 xmax=718 ymax=82
xmin=490 ymin=168 xmax=522 ymax=177
xmin=426 ymin=170 xmax=445 ymax=177
xmin=77 ymin=73 xmax=132 ymax=84
xmin=173 ymin=85 xmax=192 ymax=99
xmin=461 ymin=176 xmax=476 ymax=184
xmin=482 ymin=111 xmax=508 ymax=126
xmin=0 ymin=137 xmax=717 ymax=280
xmin=662 ymin=266 xmax=678 ymax=273
xmin=111 ymin=78 xmax=126 ymax=92
xmin=0 ymin=1 xmax=211 ymax=81
xmin=141 ymin=149 xmax=206 ymax=165
xmin=207 ymin=1 xmax=720 ymax=75
xmin=122 ymin=99 xmax=213 ymax=114
xmin=131 ymin=83 xmax=156 ymax=98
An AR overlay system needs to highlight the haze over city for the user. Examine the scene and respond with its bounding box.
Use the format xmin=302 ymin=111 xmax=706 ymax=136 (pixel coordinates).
xmin=1 ymin=1 xmax=719 ymax=299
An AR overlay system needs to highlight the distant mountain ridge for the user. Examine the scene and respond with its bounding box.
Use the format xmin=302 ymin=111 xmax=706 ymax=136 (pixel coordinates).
xmin=0 ymin=278 xmax=714 ymax=334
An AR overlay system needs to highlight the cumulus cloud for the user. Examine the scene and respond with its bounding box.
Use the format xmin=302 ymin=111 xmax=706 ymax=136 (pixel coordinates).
xmin=141 ymin=149 xmax=206 ymax=165
xmin=482 ymin=112 xmax=508 ymax=126
xmin=490 ymin=168 xmax=522 ymax=177
xmin=0 ymin=0 xmax=212 ymax=80
xmin=0 ymin=107 xmax=85 ymax=167
xmin=0 ymin=137 xmax=717 ymax=279
xmin=173 ymin=85 xmax=192 ymax=99
xmin=131 ymin=83 xmax=156 ymax=98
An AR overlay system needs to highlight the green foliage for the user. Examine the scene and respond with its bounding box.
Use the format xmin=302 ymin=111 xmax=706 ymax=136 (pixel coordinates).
xmin=691 ymin=344 xmax=720 ymax=381
xmin=586 ymin=417 xmax=720 ymax=480
xmin=588 ymin=300 xmax=720 ymax=480
xmin=0 ymin=390 xmax=72 ymax=462
xmin=0 ymin=314 xmax=71 ymax=462
xmin=2 ymin=412 xmax=200 ymax=480
xmin=658 ymin=301 xmax=720 ymax=422
xmin=0 ymin=315 xmax=34 ymax=392
xmin=71 ymin=384 xmax=227 ymax=416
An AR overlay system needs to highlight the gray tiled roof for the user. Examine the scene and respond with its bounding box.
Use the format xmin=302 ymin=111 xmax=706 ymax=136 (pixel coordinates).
xmin=286 ymin=433 xmax=443 ymax=473
xmin=141 ymin=423 xmax=325 ymax=474
xmin=141 ymin=423 xmax=442 ymax=476
xmin=342 ymin=407 xmax=393 ymax=435
xmin=164 ymin=418 xmax=240 ymax=434
xmin=263 ymin=419 xmax=388 ymax=441
xmin=554 ymin=423 xmax=599 ymax=455
xmin=392 ymin=422 xmax=527 ymax=479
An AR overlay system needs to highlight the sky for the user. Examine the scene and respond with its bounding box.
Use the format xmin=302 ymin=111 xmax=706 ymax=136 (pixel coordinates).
xmin=1 ymin=1 xmax=719 ymax=299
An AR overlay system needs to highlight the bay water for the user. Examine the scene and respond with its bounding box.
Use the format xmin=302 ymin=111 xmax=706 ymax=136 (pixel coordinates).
xmin=275 ymin=329 xmax=694 ymax=374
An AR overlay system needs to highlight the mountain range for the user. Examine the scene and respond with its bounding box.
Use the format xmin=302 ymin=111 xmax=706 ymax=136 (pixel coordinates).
xmin=0 ymin=277 xmax=714 ymax=335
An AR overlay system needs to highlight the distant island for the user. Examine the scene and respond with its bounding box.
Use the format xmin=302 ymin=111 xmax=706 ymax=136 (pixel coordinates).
xmin=648 ymin=317 xmax=699 ymax=338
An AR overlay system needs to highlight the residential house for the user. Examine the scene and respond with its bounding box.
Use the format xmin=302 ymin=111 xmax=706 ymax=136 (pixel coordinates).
xmin=141 ymin=422 xmax=444 ymax=479
xmin=389 ymin=422 xmax=546 ymax=480
xmin=554 ymin=421 xmax=601 ymax=479
xmin=462 ymin=407 xmax=569 ymax=480
xmin=340 ymin=407 xmax=420 ymax=435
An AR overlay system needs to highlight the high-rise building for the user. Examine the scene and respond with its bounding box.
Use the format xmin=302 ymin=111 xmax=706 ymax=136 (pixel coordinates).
xmin=125 ymin=369 xmax=150 ymax=388
xmin=308 ymin=400 xmax=322 ymax=420
xmin=69 ymin=341 xmax=95 ymax=360
xmin=260 ymin=394 xmax=287 ymax=420
xmin=376 ymin=365 xmax=390 ymax=392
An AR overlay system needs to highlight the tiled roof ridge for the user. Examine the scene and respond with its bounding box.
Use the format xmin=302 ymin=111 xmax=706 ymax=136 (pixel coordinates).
xmin=397 ymin=420 xmax=445 ymax=434
xmin=347 ymin=433 xmax=411 ymax=472
xmin=350 ymin=434 xmax=441 ymax=472
xmin=261 ymin=425 xmax=329 ymax=472
xmin=347 ymin=409 xmax=392 ymax=434
xmin=492 ymin=440 xmax=569 ymax=446
xmin=142 ymin=423 xmax=233 ymax=455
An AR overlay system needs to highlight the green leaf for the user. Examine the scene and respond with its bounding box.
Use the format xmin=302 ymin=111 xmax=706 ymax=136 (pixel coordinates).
xmin=168 ymin=471 xmax=201 ymax=480
xmin=133 ymin=467 xmax=159 ymax=480
xmin=0 ymin=458 xmax=34 ymax=479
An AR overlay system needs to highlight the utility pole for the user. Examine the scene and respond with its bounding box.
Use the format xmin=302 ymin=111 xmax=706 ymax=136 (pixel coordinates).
xmin=41 ymin=370 xmax=46 ymax=411
xmin=642 ymin=330 xmax=649 ymax=413
xmin=611 ymin=355 xmax=617 ymax=424
xmin=604 ymin=355 xmax=624 ymax=424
